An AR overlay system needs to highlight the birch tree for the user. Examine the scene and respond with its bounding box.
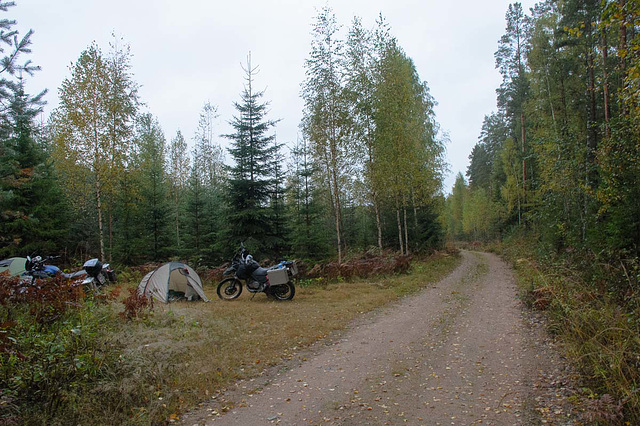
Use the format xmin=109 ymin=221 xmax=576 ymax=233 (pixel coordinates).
xmin=194 ymin=101 xmax=225 ymax=262
xmin=167 ymin=130 xmax=189 ymax=248
xmin=52 ymin=40 xmax=139 ymax=261
xmin=52 ymin=44 xmax=110 ymax=260
xmin=104 ymin=35 xmax=140 ymax=257
xmin=302 ymin=6 xmax=350 ymax=263
xmin=373 ymin=43 xmax=441 ymax=254
xmin=344 ymin=16 xmax=384 ymax=249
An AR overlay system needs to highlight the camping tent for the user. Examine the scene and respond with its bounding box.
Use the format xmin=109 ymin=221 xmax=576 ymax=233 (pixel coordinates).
xmin=0 ymin=257 xmax=27 ymax=277
xmin=137 ymin=262 xmax=210 ymax=303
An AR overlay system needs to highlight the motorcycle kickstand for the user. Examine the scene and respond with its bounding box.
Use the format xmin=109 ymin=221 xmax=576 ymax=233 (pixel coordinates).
xmin=250 ymin=292 xmax=257 ymax=300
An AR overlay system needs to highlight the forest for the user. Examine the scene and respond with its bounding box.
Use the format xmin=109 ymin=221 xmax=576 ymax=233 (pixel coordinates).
xmin=0 ymin=5 xmax=445 ymax=267
xmin=2 ymin=0 xmax=640 ymax=423
xmin=445 ymin=0 xmax=640 ymax=259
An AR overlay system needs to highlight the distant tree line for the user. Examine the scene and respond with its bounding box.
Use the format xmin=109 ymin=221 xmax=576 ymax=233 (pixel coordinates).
xmin=445 ymin=1 xmax=640 ymax=262
xmin=0 ymin=4 xmax=447 ymax=266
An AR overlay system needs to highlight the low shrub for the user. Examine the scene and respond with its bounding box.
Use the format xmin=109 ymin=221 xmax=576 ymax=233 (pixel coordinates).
xmin=0 ymin=273 xmax=121 ymax=424
xmin=121 ymin=288 xmax=154 ymax=320
xmin=303 ymin=252 xmax=412 ymax=281
xmin=499 ymin=235 xmax=640 ymax=423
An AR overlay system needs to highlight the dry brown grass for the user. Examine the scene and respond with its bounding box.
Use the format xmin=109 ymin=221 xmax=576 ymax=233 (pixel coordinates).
xmin=96 ymin=252 xmax=460 ymax=424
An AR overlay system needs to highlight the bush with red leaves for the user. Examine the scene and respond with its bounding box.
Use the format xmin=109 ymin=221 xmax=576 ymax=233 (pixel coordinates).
xmin=0 ymin=273 xmax=85 ymax=323
xmin=120 ymin=288 xmax=153 ymax=320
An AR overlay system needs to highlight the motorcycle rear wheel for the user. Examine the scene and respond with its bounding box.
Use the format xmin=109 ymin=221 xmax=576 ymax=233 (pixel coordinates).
xmin=217 ymin=278 xmax=243 ymax=300
xmin=267 ymin=282 xmax=295 ymax=301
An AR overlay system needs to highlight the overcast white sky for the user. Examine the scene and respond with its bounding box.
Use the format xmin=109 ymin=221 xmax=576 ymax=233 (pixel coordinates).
xmin=12 ymin=0 xmax=536 ymax=193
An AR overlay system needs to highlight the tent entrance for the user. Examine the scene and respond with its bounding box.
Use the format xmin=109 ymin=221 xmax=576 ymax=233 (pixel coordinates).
xmin=138 ymin=262 xmax=209 ymax=303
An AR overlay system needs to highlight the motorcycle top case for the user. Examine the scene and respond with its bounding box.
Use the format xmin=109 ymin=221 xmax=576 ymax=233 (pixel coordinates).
xmin=83 ymin=258 xmax=103 ymax=278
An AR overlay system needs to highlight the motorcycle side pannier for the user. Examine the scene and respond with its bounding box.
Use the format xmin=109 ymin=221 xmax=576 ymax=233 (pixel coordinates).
xmin=83 ymin=258 xmax=103 ymax=278
xmin=267 ymin=268 xmax=288 ymax=286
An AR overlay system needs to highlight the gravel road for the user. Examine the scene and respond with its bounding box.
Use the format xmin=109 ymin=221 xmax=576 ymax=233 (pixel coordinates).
xmin=182 ymin=251 xmax=576 ymax=425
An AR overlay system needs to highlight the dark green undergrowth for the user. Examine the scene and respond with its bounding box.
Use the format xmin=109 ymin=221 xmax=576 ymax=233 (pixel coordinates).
xmin=493 ymin=234 xmax=640 ymax=424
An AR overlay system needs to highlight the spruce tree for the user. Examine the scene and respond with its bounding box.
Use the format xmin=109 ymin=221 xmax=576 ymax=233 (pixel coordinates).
xmin=0 ymin=80 xmax=68 ymax=257
xmin=135 ymin=113 xmax=170 ymax=261
xmin=0 ymin=2 xmax=41 ymax=122
xmin=0 ymin=4 xmax=68 ymax=257
xmin=184 ymin=146 xmax=206 ymax=261
xmin=287 ymin=136 xmax=329 ymax=259
xmin=270 ymin=136 xmax=288 ymax=257
xmin=223 ymin=54 xmax=279 ymax=257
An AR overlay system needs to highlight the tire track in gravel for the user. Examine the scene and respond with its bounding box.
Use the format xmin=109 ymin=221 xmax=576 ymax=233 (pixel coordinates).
xmin=187 ymin=251 xmax=569 ymax=425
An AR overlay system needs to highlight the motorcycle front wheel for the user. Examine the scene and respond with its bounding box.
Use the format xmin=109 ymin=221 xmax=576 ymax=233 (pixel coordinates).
xmin=217 ymin=278 xmax=243 ymax=300
xmin=267 ymin=282 xmax=295 ymax=301
xmin=82 ymin=278 xmax=100 ymax=294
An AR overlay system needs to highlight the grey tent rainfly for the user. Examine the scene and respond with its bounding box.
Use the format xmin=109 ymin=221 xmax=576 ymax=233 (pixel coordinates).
xmin=137 ymin=262 xmax=209 ymax=303
xmin=0 ymin=257 xmax=28 ymax=277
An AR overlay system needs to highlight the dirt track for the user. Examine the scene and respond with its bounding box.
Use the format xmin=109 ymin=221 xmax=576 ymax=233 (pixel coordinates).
xmin=182 ymin=251 xmax=575 ymax=425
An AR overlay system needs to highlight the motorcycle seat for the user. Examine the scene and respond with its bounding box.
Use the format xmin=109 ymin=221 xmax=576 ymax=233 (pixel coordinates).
xmin=63 ymin=270 xmax=88 ymax=279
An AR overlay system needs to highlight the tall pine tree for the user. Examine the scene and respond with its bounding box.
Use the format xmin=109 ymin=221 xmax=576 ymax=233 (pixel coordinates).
xmin=223 ymin=53 xmax=279 ymax=257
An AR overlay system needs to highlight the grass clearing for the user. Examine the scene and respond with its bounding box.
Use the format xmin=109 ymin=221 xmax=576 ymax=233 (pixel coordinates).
xmin=29 ymin=251 xmax=460 ymax=425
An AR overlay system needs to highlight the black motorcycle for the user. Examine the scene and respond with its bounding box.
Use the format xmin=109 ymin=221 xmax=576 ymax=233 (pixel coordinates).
xmin=217 ymin=245 xmax=297 ymax=301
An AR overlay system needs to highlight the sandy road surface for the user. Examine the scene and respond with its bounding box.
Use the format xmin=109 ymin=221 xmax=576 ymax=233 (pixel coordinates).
xmin=182 ymin=251 xmax=575 ymax=425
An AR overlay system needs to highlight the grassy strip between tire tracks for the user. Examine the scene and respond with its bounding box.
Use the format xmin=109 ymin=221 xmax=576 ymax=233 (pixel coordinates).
xmin=21 ymin=252 xmax=460 ymax=425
